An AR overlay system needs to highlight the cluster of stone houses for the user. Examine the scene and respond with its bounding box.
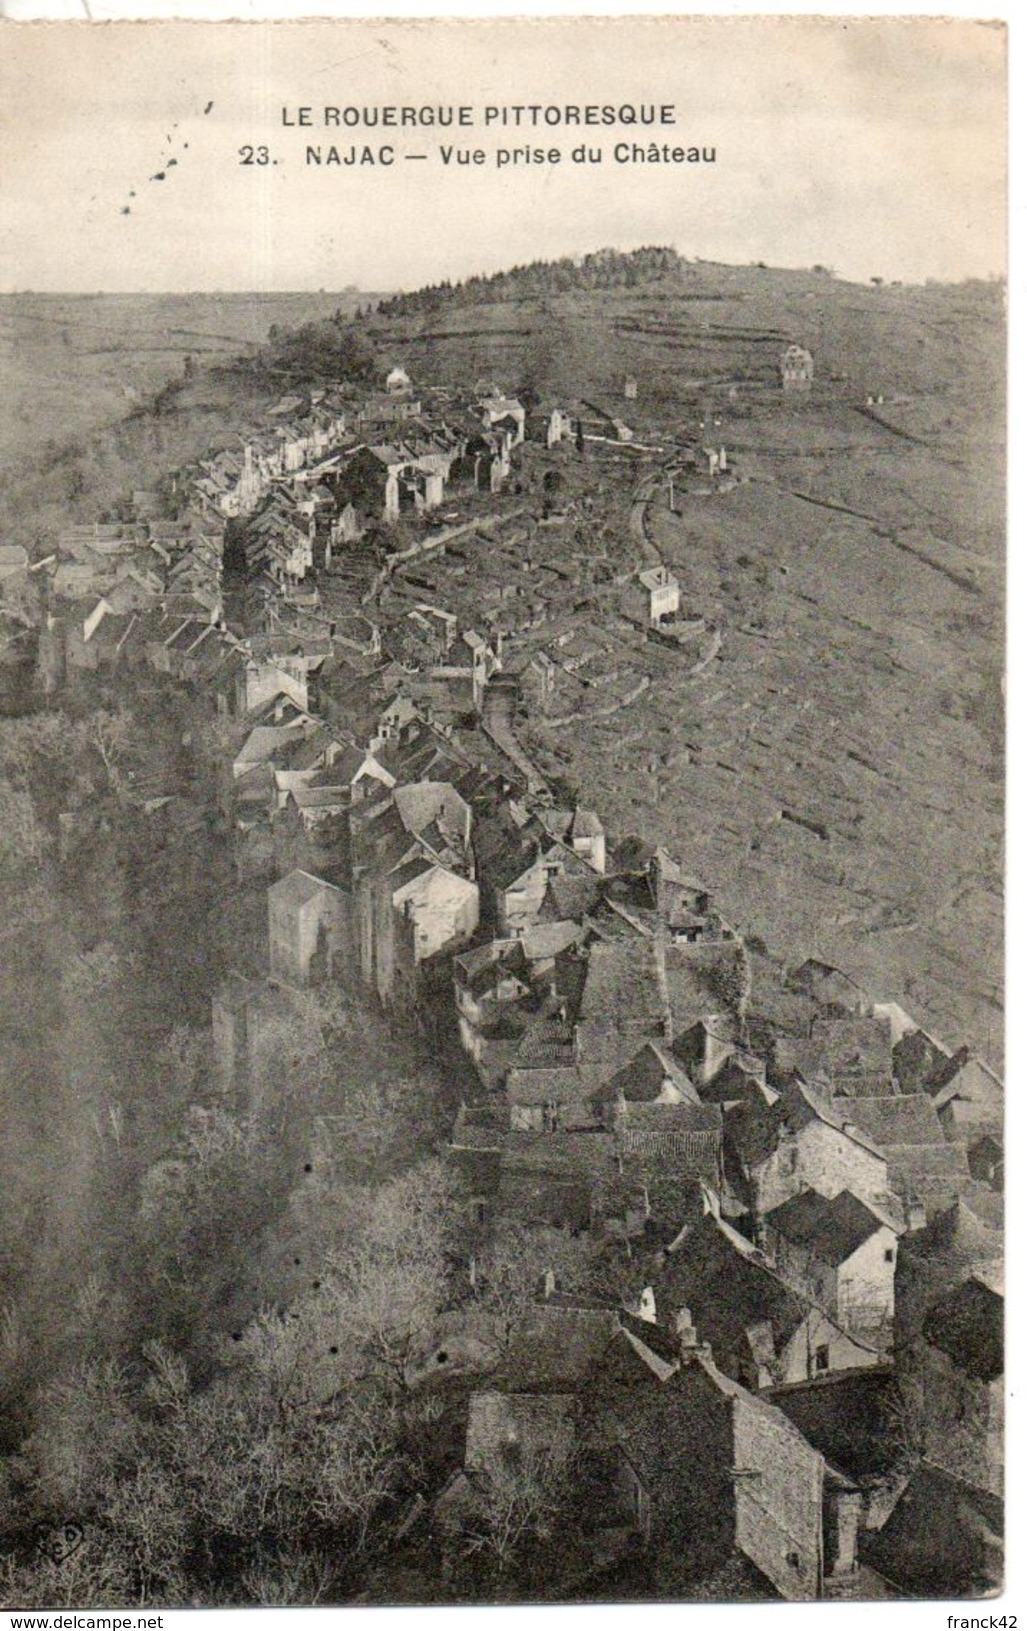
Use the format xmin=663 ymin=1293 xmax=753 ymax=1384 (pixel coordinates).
xmin=40 ymin=508 xmax=229 ymax=692
xmin=197 ymin=374 xmax=529 ymax=560
xmin=207 ymin=622 xmax=1002 ymax=1597
xmin=31 ymin=356 xmax=1000 ymax=1602
xmin=429 ymin=858 xmax=1002 ymax=1598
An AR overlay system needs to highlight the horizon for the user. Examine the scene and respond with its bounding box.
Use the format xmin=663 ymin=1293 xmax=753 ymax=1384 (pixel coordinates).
xmin=0 ymin=250 xmax=1009 ymax=301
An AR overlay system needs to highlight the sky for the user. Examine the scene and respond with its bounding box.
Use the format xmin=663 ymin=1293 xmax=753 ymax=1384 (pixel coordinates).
xmin=0 ymin=14 xmax=1007 ymax=292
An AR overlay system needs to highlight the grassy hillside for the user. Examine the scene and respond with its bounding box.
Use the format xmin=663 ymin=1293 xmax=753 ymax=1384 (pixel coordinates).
xmin=0 ymin=290 xmax=377 ymax=490
xmin=0 ymin=259 xmax=1004 ymax=1060
xmin=358 ymin=257 xmax=1004 ymax=1061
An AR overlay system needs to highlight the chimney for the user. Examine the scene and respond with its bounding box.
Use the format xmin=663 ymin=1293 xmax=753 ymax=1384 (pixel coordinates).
xmin=636 ymin=1286 xmax=657 ymax=1324
xmin=904 ymin=1195 xmax=927 ymax=1232
xmin=542 ymin=1268 xmax=557 ymax=1300
xmin=674 ymin=1305 xmax=699 ymax=1354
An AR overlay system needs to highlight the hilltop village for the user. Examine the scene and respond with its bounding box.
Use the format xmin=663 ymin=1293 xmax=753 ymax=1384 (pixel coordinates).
xmin=0 ymin=342 xmax=1003 ymax=1604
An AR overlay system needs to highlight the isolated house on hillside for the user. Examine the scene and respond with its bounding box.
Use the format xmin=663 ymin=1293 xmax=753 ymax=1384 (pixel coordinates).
xmin=779 ymin=344 xmax=814 ymax=392
xmin=638 ymin=565 xmax=681 ymax=629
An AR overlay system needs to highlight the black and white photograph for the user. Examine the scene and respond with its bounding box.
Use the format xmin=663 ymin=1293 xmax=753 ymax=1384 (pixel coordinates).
xmin=0 ymin=13 xmax=1007 ymax=1612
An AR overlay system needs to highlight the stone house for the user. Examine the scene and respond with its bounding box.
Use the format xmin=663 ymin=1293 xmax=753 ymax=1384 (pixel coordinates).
xmin=272 ymin=784 xmax=352 ymax=886
xmin=232 ymin=719 xmax=315 ymax=781
xmin=392 ymin=778 xmax=472 ymax=856
xmin=267 ymin=868 xmax=349 ymax=987
xmin=771 ymin=1012 xmax=893 ymax=1097
xmin=698 ymin=1049 xmax=776 ymax=1110
xmin=535 ymin=806 xmax=607 ymax=875
xmin=863 ymin=1460 xmax=1002 ymax=1598
xmin=453 ymin=939 xmax=537 ymax=1088
xmin=506 ymin=1007 xmax=594 ymax=1132
xmin=779 ymin=344 xmax=814 ymax=392
xmin=930 ymin=1050 xmax=1003 ymax=1139
xmin=763 ymin=1188 xmax=898 ymax=1338
xmin=359 ymin=852 xmax=480 ymax=1006
xmin=479 ymin=393 xmax=526 ymax=446
xmin=646 ymin=1198 xmax=886 ymax=1388
xmin=673 ymin=1017 xmax=738 ymax=1092
xmin=216 ymin=653 xmax=313 ymax=720
xmin=967 ymin=1131 xmax=1003 ymax=1191
xmin=832 ymin=1092 xmax=971 ymax=1217
xmin=614 ymin=1099 xmax=725 ymax=1196
xmin=891 ymin=1023 xmax=953 ymax=1092
xmin=321 ymin=742 xmax=396 ymax=805
xmin=590 ymin=1318 xmax=859 ymax=1599
xmin=786 ymin=959 xmax=869 ymax=1017
xmin=430 ymin=628 xmax=501 ymax=713
xmin=545 ymin=407 xmax=576 ymax=447
xmin=638 ymin=564 xmax=681 ymax=628
xmin=917 ymin=1272 xmax=1003 ymax=1491
xmin=892 ymin=1195 xmax=1003 ymax=1494
xmin=724 ymin=1077 xmax=891 ymax=1223
xmin=522 ymin=650 xmax=559 ymax=713
xmin=497 ymin=840 xmax=597 ymax=938
xmin=334 ymin=443 xmax=409 ymax=523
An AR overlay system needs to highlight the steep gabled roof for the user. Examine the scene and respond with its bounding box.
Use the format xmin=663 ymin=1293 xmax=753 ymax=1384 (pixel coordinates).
xmin=922 ymin=1276 xmax=1003 ymax=1381
xmin=602 ymin=1040 xmax=701 ymax=1106
xmin=832 ymin=1093 xmax=946 ymax=1149
xmin=268 ymin=868 xmax=340 ymax=910
xmin=496 ymin=1304 xmax=619 ymax=1392
xmin=765 ymin=1189 xmax=890 ymax=1264
xmin=863 ymin=1460 xmax=1003 ymax=1598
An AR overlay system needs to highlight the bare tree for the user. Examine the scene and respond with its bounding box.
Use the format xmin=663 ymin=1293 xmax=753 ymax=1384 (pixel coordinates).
xmin=462 ymin=1443 xmax=573 ymax=1573
xmin=84 ymin=708 xmax=136 ymax=804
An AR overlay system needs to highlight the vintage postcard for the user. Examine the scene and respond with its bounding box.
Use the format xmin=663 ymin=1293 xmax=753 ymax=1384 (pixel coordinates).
xmin=0 ymin=14 xmax=1006 ymax=1614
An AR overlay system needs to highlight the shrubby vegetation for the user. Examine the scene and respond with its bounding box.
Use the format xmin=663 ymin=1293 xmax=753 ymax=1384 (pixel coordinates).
xmin=375 ymin=246 xmax=685 ymax=320
xmin=0 ymin=693 xmax=551 ymax=1606
xmin=245 ymin=319 xmax=380 ymax=388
